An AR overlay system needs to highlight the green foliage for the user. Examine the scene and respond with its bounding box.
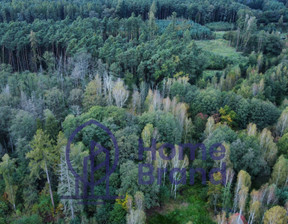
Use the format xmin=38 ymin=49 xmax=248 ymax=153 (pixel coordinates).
xmin=149 ymin=186 xmax=214 ymax=224
xmin=249 ymin=98 xmax=280 ymax=129
xmin=11 ymin=214 xmax=42 ymax=224
xmin=156 ymin=20 xmax=213 ymax=39
xmin=26 ymin=129 xmax=58 ymax=178
xmin=118 ymin=160 xmax=159 ymax=209
xmin=139 ymin=111 xmax=182 ymax=144
xmin=192 ymin=88 xmax=222 ymax=115
xmin=0 ymin=154 xmax=18 ymax=210
xmin=0 ymin=200 xmax=10 ymax=221
xmin=44 ymin=109 xmax=59 ymax=142
xmin=219 ymin=105 xmax=237 ymax=127
xmin=205 ymin=22 xmax=235 ymax=31
xmin=278 ymin=133 xmax=288 ymax=158
xmin=230 ymin=134 xmax=270 ymax=180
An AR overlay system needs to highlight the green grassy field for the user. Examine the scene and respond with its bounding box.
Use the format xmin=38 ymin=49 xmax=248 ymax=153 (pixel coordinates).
xmin=196 ymin=39 xmax=245 ymax=60
xmin=147 ymin=185 xmax=215 ymax=224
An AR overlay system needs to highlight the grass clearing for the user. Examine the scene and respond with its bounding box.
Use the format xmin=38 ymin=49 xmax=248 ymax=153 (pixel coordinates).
xmin=196 ymin=39 xmax=242 ymax=58
xmin=147 ymin=185 xmax=215 ymax=224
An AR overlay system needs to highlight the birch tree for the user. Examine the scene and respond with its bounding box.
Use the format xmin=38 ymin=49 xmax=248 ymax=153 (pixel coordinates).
xmin=248 ymin=189 xmax=262 ymax=224
xmin=233 ymin=170 xmax=251 ymax=213
xmin=112 ymin=78 xmax=129 ymax=108
xmin=248 ymin=200 xmax=261 ymax=224
xmin=103 ymin=73 xmax=114 ymax=105
xmin=259 ymin=128 xmax=278 ymax=166
xmin=263 ymin=206 xmax=287 ymax=224
xmin=126 ymin=192 xmax=146 ymax=224
xmin=247 ymin=123 xmax=257 ymax=136
xmin=204 ymin=116 xmax=215 ymax=138
xmin=170 ymin=145 xmax=189 ymax=198
xmin=222 ymin=168 xmax=234 ymax=211
xmin=238 ymin=186 xmax=248 ymax=224
xmin=276 ymin=107 xmax=288 ymax=137
xmin=270 ymin=155 xmax=288 ymax=187
xmin=58 ymin=134 xmax=87 ymax=221
xmin=207 ymin=172 xmax=223 ymax=213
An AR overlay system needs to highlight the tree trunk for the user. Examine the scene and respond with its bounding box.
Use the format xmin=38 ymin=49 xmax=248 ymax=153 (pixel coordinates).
xmin=65 ymin=155 xmax=75 ymax=219
xmin=45 ymin=161 xmax=55 ymax=210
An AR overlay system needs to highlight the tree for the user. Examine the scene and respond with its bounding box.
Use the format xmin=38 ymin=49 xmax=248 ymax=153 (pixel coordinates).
xmin=204 ymin=116 xmax=215 ymax=138
xmin=44 ymin=109 xmax=59 ymax=143
xmin=249 ymin=98 xmax=280 ymax=129
xmin=29 ymin=30 xmax=38 ymax=71
xmin=238 ymin=186 xmax=248 ymax=223
xmin=83 ymin=76 xmax=102 ymax=111
xmin=131 ymin=90 xmax=141 ymax=115
xmin=148 ymin=1 xmax=157 ymax=40
xmin=126 ymin=192 xmax=146 ymax=224
xmin=248 ymin=200 xmax=261 ymax=224
xmin=230 ymin=135 xmax=269 ymax=180
xmin=9 ymin=110 xmax=36 ymax=144
xmin=233 ymin=170 xmax=251 ymax=213
xmin=115 ymin=126 xmax=140 ymax=164
xmin=141 ymin=123 xmax=154 ymax=149
xmin=112 ymin=78 xmax=129 ymax=108
xmin=44 ymin=87 xmax=66 ymax=119
xmin=263 ymin=206 xmax=287 ymax=224
xmin=70 ymin=52 xmax=91 ymax=87
xmin=219 ymin=105 xmax=237 ymax=127
xmin=259 ymin=128 xmax=278 ymax=166
xmin=270 ymin=155 xmax=288 ymax=187
xmin=276 ymin=107 xmax=288 ymax=137
xmin=170 ymin=145 xmax=189 ymax=198
xmin=278 ymin=133 xmax=288 ymax=158
xmin=222 ymin=168 xmax=234 ymax=212
xmin=9 ymin=110 xmax=37 ymax=159
xmin=247 ymin=123 xmax=257 ymax=137
xmin=118 ymin=160 xmax=159 ymax=209
xmin=207 ymin=172 xmax=223 ymax=213
xmin=58 ymin=133 xmax=88 ymax=221
xmin=0 ymin=154 xmax=17 ymax=210
xmin=68 ymin=88 xmax=83 ymax=108
xmin=26 ymin=129 xmax=58 ymax=210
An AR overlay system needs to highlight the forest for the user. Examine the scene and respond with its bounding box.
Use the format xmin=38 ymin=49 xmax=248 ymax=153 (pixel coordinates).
xmin=0 ymin=0 xmax=288 ymax=223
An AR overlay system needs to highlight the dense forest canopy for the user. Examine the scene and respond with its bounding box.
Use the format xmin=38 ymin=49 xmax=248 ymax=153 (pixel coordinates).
xmin=0 ymin=0 xmax=288 ymax=223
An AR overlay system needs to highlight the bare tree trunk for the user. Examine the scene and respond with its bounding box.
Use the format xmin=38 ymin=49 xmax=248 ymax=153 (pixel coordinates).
xmin=65 ymin=157 xmax=75 ymax=219
xmin=45 ymin=161 xmax=55 ymax=210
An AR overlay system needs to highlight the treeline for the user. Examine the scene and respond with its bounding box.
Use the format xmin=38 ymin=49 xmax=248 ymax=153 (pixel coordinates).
xmin=0 ymin=15 xmax=211 ymax=82
xmin=0 ymin=0 xmax=287 ymax=24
